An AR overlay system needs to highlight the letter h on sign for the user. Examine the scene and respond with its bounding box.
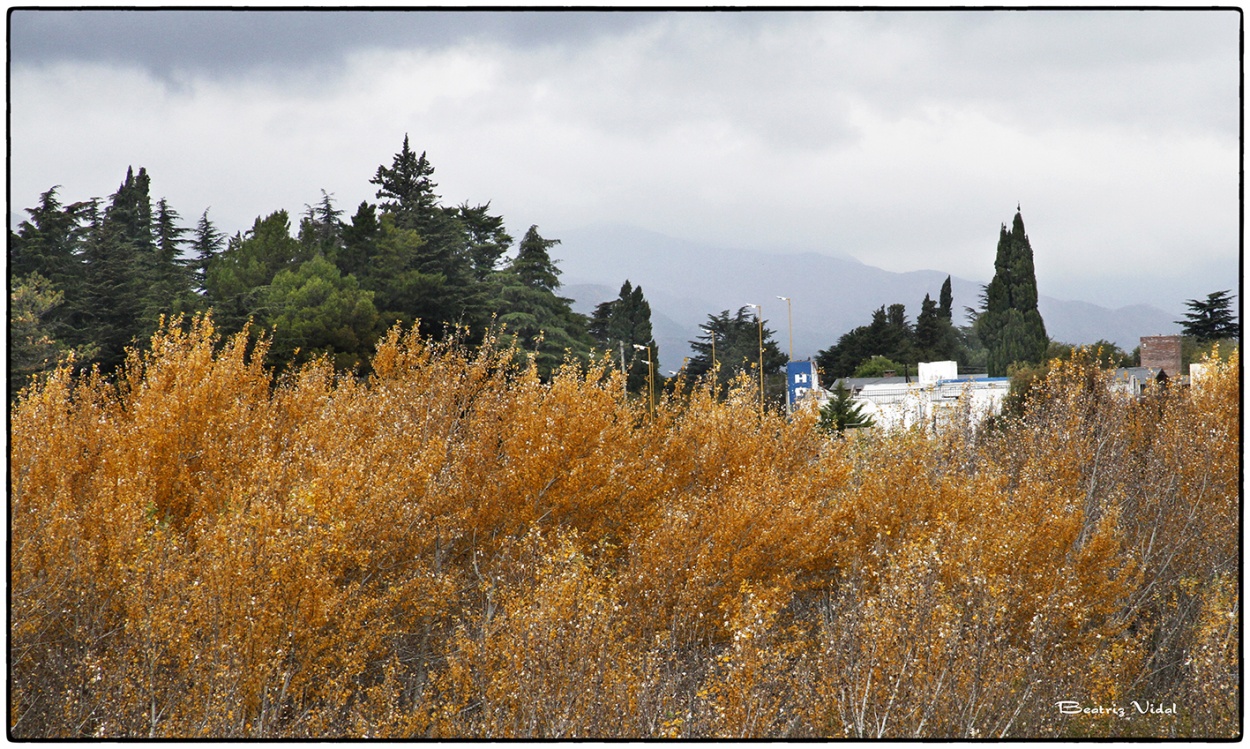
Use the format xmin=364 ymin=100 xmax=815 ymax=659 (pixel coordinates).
xmin=786 ymin=361 xmax=818 ymax=410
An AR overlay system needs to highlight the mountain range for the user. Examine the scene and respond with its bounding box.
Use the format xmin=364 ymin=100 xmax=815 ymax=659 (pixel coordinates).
xmin=552 ymin=223 xmax=1181 ymax=373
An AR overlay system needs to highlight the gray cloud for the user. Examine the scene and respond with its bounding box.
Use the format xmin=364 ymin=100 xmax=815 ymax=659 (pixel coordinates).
xmin=9 ymin=9 xmax=660 ymax=78
xmin=8 ymin=9 xmax=1240 ymax=316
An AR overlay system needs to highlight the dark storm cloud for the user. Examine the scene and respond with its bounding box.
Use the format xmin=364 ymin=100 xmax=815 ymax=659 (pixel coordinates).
xmin=8 ymin=9 xmax=661 ymax=78
xmin=9 ymin=8 xmax=1239 ymax=313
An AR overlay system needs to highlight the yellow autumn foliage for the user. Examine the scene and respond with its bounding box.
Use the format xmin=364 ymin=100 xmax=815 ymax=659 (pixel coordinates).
xmin=9 ymin=315 xmax=1240 ymax=738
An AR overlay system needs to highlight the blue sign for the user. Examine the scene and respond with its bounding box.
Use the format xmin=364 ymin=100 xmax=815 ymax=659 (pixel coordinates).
xmin=786 ymin=361 xmax=819 ymax=409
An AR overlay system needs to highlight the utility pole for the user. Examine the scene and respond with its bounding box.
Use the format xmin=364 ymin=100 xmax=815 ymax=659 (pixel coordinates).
xmin=747 ymin=303 xmax=764 ymax=416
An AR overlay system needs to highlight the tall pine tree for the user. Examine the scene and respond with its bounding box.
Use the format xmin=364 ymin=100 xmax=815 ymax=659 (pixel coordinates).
xmin=493 ymin=225 xmax=593 ymax=378
xmin=138 ymin=197 xmax=199 ymax=337
xmin=191 ymin=209 xmax=226 ymax=295
xmin=78 ymin=167 xmax=155 ymax=369
xmin=367 ymin=136 xmax=489 ymax=338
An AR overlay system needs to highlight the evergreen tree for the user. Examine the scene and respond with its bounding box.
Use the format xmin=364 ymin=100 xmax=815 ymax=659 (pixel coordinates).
xmin=10 ymin=187 xmax=94 ymax=354
xmin=687 ymin=307 xmax=787 ymax=392
xmin=816 ymin=303 xmax=916 ymax=379
xmin=138 ymin=198 xmax=200 ymax=336
xmin=204 ymin=210 xmax=314 ymax=334
xmin=588 ymin=280 xmax=658 ymax=393
xmin=939 ymin=275 xmax=953 ymax=320
xmin=10 ymin=186 xmax=88 ymax=294
xmin=358 ymin=213 xmax=452 ymax=334
xmin=817 ymin=382 xmax=875 ymax=435
xmin=512 ymin=225 xmax=563 ymax=293
xmin=975 ymin=210 xmax=1048 ymax=376
xmin=338 ymin=201 xmax=380 ymax=281
xmin=1177 ymin=290 xmax=1240 ymax=342
xmin=299 ymin=190 xmax=346 ymax=260
xmin=8 ymin=272 xmax=96 ymax=396
xmin=915 ymin=292 xmax=961 ymax=363
xmin=370 ymin=134 xmax=441 ymax=234
xmin=260 ymin=255 xmax=380 ymax=371
xmin=190 ymin=209 xmax=226 ymax=295
xmin=368 ymin=137 xmax=489 ymax=338
xmin=456 ymin=201 xmax=513 ymax=281
xmin=493 ymin=225 xmax=594 ymax=378
xmin=884 ymin=303 xmax=916 ymax=364
xmin=910 ymin=295 xmax=940 ymax=362
xmin=78 ymin=167 xmax=156 ymax=369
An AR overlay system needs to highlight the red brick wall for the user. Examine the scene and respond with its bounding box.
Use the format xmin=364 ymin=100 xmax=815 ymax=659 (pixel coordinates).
xmin=1140 ymin=335 xmax=1182 ymax=375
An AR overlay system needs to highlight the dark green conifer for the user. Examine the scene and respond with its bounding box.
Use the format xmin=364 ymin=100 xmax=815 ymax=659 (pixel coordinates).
xmin=493 ymin=225 xmax=594 ymax=378
xmin=817 ymin=382 xmax=875 ymax=434
xmin=976 ymin=211 xmax=1048 ymax=376
xmin=589 ymin=280 xmax=658 ymax=392
xmin=78 ymin=167 xmax=156 ymax=369
xmin=191 ymin=208 xmax=226 ymax=295
xmin=687 ymin=307 xmax=787 ymax=392
xmin=1177 ymin=290 xmax=1240 ymax=342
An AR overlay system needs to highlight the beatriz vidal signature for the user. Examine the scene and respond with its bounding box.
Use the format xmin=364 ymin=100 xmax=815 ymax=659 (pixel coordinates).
xmin=1056 ymin=700 xmax=1178 ymax=719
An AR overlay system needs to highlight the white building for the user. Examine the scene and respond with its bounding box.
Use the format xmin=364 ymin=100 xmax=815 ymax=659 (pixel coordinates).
xmin=831 ymin=361 xmax=1010 ymax=433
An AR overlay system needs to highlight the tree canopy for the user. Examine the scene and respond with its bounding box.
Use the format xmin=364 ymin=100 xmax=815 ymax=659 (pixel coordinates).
xmin=1177 ymin=290 xmax=1240 ymax=342
xmin=10 ymin=137 xmax=622 ymax=392
xmin=686 ymin=307 xmax=787 ymax=393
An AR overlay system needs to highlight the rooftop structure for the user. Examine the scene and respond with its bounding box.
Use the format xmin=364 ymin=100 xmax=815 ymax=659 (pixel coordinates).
xmin=1139 ymin=335 xmax=1182 ymax=377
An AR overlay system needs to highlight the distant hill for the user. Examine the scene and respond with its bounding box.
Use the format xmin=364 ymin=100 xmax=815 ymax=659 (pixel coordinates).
xmin=555 ymin=223 xmax=1180 ymax=373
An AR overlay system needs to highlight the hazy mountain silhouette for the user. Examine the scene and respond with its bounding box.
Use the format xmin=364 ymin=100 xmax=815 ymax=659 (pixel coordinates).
xmin=556 ymin=223 xmax=1180 ymax=373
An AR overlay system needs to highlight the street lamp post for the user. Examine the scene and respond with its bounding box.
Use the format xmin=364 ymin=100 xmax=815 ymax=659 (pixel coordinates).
xmin=746 ymin=303 xmax=764 ymax=416
xmin=635 ymin=345 xmax=655 ymax=420
xmin=776 ymin=296 xmax=793 ymax=362
xmin=777 ymin=295 xmax=793 ymax=413
xmin=700 ymin=324 xmax=717 ymax=394
xmin=619 ymin=340 xmax=628 ymax=399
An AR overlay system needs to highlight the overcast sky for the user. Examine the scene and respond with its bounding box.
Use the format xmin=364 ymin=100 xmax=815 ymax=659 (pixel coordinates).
xmin=8 ymin=8 xmax=1241 ymax=311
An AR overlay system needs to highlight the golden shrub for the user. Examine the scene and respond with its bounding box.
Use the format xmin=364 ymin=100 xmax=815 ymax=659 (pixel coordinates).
xmin=9 ymin=317 xmax=1240 ymax=738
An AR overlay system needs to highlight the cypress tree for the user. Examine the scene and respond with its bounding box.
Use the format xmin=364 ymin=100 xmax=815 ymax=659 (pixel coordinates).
xmin=589 ymin=280 xmax=658 ymax=393
xmin=915 ymin=294 xmax=942 ymax=361
xmin=939 ymin=275 xmax=953 ymax=320
xmin=976 ymin=210 xmax=1048 ymax=376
